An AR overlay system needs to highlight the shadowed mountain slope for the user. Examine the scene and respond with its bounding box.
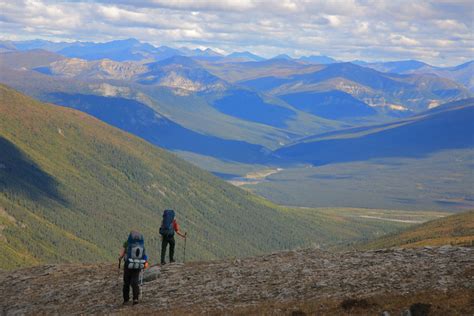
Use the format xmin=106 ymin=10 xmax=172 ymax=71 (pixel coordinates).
xmin=280 ymin=90 xmax=376 ymax=119
xmin=212 ymin=89 xmax=296 ymax=128
xmin=46 ymin=92 xmax=269 ymax=163
xmin=274 ymin=99 xmax=474 ymax=165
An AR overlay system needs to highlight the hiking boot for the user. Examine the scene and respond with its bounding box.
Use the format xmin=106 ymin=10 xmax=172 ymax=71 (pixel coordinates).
xmin=123 ymin=300 xmax=130 ymax=306
xmin=133 ymin=299 xmax=139 ymax=305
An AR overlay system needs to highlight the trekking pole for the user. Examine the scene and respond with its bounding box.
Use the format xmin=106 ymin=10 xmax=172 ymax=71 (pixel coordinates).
xmin=118 ymin=258 xmax=122 ymax=279
xmin=117 ymin=258 xmax=122 ymax=291
xmin=139 ymin=269 xmax=144 ymax=300
xmin=183 ymin=232 xmax=187 ymax=263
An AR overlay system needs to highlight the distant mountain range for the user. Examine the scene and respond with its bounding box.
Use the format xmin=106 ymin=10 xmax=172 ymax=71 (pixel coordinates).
xmin=3 ymin=37 xmax=471 ymax=94
xmin=0 ymin=50 xmax=345 ymax=165
xmin=299 ymin=55 xmax=337 ymax=64
xmin=1 ymin=38 xmax=180 ymax=61
xmin=0 ymin=40 xmax=472 ymax=174
xmin=227 ymin=51 xmax=265 ymax=62
xmin=0 ymin=38 xmax=227 ymax=62
xmin=359 ymin=60 xmax=474 ymax=92
xmin=3 ymin=38 xmax=334 ymax=64
xmin=3 ymin=38 xmax=470 ymax=67
xmin=9 ymin=50 xmax=467 ymax=116
xmin=353 ymin=59 xmax=429 ymax=73
xmin=241 ymin=62 xmax=471 ymax=113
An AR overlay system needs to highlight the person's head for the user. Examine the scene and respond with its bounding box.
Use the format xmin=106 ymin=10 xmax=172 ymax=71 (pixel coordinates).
xmin=129 ymin=230 xmax=142 ymax=241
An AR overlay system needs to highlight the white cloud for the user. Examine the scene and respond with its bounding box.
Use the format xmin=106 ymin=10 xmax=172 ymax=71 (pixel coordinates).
xmin=324 ymin=15 xmax=342 ymax=27
xmin=0 ymin=0 xmax=472 ymax=65
xmin=390 ymin=34 xmax=420 ymax=47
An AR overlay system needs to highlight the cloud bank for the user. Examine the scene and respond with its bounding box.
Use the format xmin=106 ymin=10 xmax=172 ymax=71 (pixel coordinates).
xmin=0 ymin=0 xmax=472 ymax=65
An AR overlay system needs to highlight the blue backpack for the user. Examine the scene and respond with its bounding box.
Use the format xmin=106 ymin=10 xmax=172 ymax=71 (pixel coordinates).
xmin=126 ymin=231 xmax=146 ymax=269
xmin=159 ymin=209 xmax=175 ymax=236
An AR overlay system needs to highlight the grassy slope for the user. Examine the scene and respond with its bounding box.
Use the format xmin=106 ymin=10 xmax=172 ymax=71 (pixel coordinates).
xmin=0 ymin=84 xmax=434 ymax=270
xmin=358 ymin=211 xmax=474 ymax=249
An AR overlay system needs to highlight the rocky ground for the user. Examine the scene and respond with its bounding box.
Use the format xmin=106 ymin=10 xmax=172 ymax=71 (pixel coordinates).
xmin=0 ymin=246 xmax=472 ymax=315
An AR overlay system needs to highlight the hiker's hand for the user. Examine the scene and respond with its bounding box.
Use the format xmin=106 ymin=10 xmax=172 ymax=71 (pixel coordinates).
xmin=144 ymin=262 xmax=149 ymax=269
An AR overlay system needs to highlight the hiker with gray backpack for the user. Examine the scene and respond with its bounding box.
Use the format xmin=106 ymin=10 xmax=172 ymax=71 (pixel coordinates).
xmin=119 ymin=231 xmax=149 ymax=305
xmin=160 ymin=209 xmax=187 ymax=265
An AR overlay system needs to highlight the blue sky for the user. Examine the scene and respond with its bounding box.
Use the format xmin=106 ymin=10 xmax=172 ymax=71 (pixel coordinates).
xmin=0 ymin=0 xmax=472 ymax=66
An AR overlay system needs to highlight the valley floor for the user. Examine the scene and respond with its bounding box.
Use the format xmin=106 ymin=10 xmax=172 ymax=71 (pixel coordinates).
xmin=242 ymin=149 xmax=474 ymax=212
xmin=1 ymin=246 xmax=472 ymax=315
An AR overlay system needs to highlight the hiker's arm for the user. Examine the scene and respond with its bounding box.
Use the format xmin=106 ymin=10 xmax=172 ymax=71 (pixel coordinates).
xmin=143 ymin=253 xmax=149 ymax=269
xmin=174 ymin=220 xmax=186 ymax=238
xmin=118 ymin=247 xmax=125 ymax=260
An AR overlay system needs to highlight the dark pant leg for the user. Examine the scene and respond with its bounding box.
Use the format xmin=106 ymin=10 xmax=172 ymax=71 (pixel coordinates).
xmin=161 ymin=237 xmax=168 ymax=264
xmin=130 ymin=269 xmax=140 ymax=301
xmin=169 ymin=236 xmax=176 ymax=262
xmin=123 ymin=267 xmax=131 ymax=302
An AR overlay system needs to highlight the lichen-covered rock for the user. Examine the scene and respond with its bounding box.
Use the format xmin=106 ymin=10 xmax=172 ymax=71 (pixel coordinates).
xmin=143 ymin=266 xmax=161 ymax=282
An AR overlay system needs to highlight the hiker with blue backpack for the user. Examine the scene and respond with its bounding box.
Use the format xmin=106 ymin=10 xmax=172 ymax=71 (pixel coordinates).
xmin=160 ymin=209 xmax=187 ymax=265
xmin=119 ymin=231 xmax=149 ymax=305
